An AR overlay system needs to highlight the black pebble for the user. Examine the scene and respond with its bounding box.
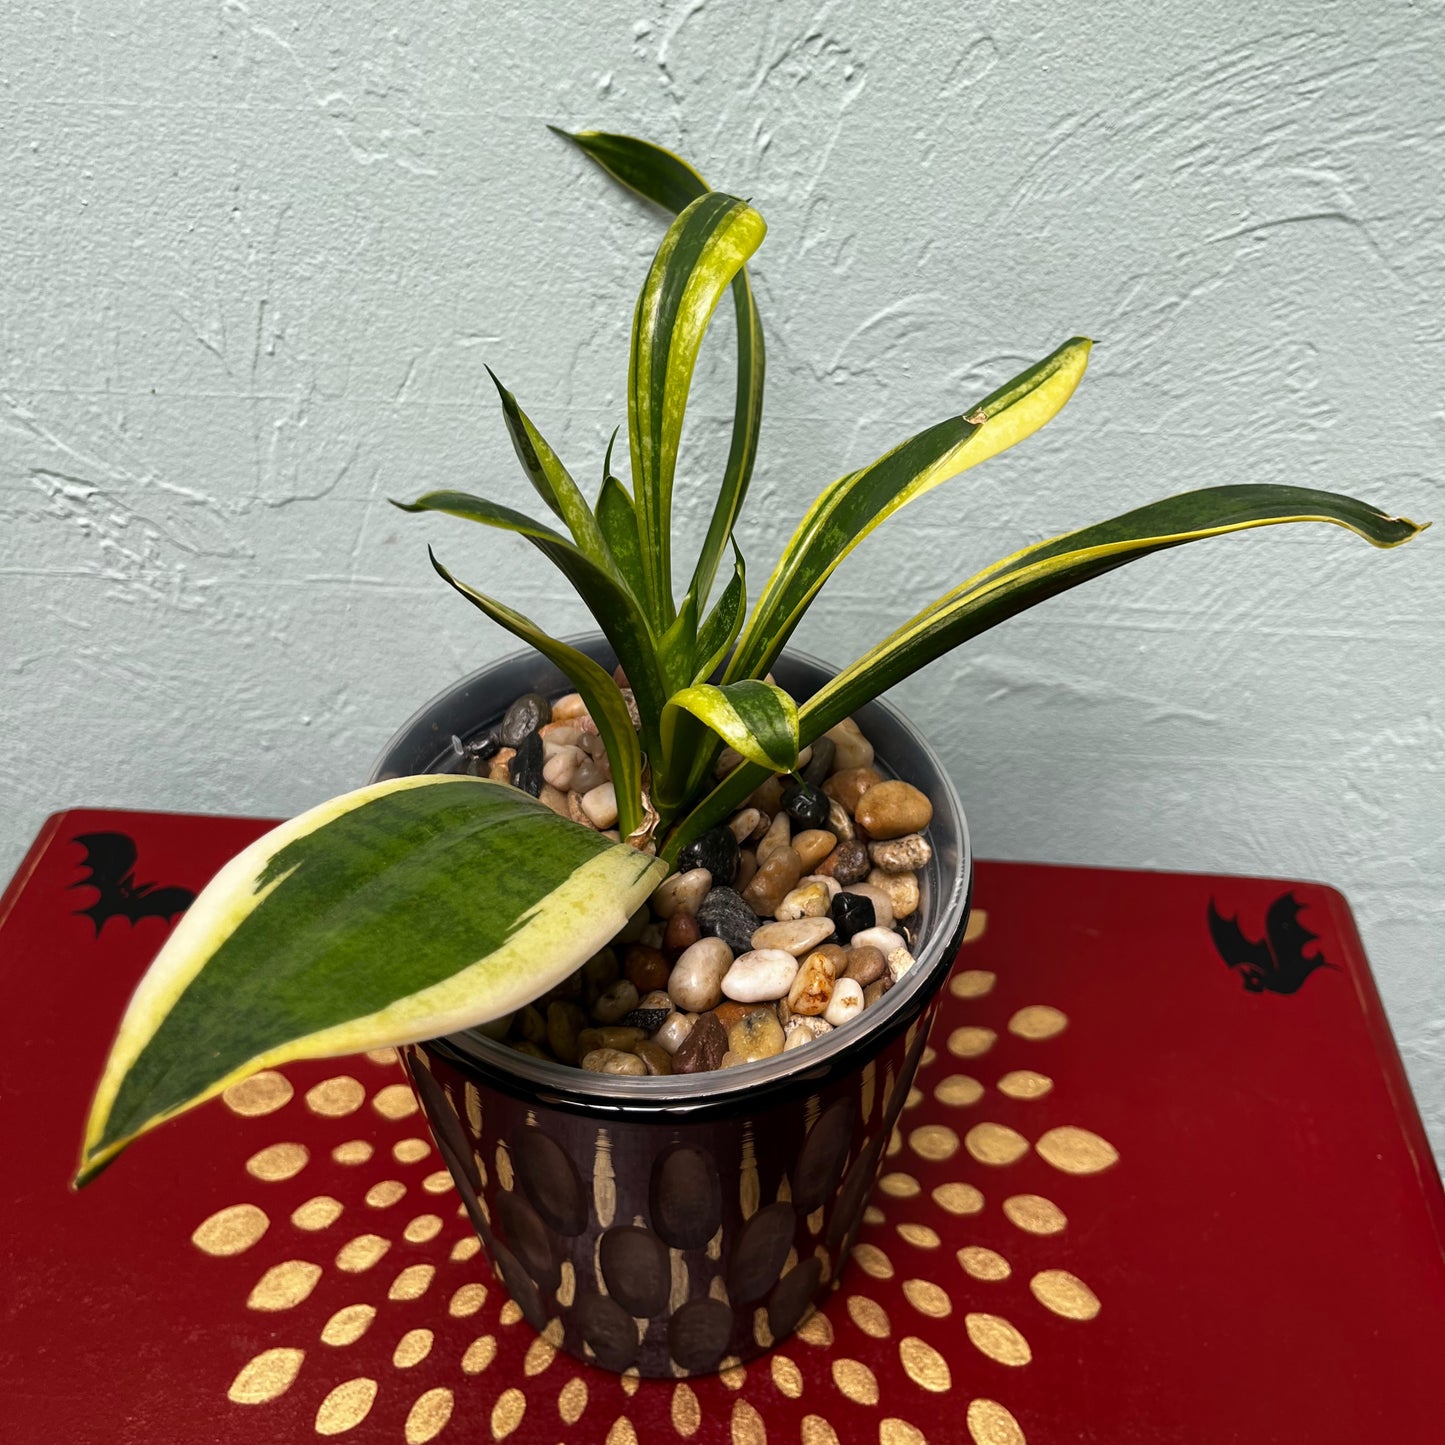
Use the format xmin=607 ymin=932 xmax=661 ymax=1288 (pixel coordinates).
xmin=831 ymin=890 xmax=876 ymax=944
xmin=801 ymin=736 xmax=835 ymax=788
xmin=619 ymin=1007 xmax=671 ymax=1034
xmin=782 ymin=782 xmax=829 ymax=830
xmin=498 ymin=692 xmax=551 ymax=747
xmin=677 ymin=825 xmax=739 ymax=887
xmin=464 ymin=733 xmax=500 ymax=774
xmin=509 ymin=730 xmax=544 ymax=796
xmin=696 ymin=886 xmax=760 ymax=956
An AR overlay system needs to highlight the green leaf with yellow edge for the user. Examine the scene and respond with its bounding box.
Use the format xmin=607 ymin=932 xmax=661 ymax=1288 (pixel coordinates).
xmin=629 ymin=191 xmax=766 ymax=628
xmin=78 ymin=775 xmax=667 ymax=1186
xmin=595 ymin=430 xmax=647 ymax=607
xmin=554 ymin=128 xmax=767 ymax=611
xmin=799 ymin=484 xmax=1428 ymax=739
xmin=725 ymin=336 xmax=1092 ymax=683
xmin=661 ymin=679 xmax=799 ymax=782
xmin=428 ymin=550 xmax=647 ymax=840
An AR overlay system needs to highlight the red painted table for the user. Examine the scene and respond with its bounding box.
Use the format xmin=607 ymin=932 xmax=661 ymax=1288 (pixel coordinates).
xmin=3 ymin=809 xmax=1442 ymax=1444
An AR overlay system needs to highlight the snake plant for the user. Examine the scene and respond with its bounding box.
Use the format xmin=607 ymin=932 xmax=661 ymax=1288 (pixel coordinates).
xmin=77 ymin=129 xmax=1425 ymax=1185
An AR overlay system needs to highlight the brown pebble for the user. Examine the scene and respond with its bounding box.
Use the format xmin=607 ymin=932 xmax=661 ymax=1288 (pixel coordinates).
xmin=546 ymin=1001 xmax=587 ymax=1064
xmin=512 ymin=1041 xmax=549 ymax=1060
xmin=755 ymin=811 xmax=792 ymax=864
xmin=824 ymin=840 xmax=868 ymax=887
xmin=812 ymin=943 xmax=848 ymax=974
xmin=845 ymin=945 xmax=887 ymax=986
xmin=862 ymin=974 xmax=894 ymax=1008
xmin=633 ymin=1040 xmax=674 ymax=1076
xmin=741 ymin=845 xmax=804 ymax=915
xmin=854 ymin=780 xmax=933 ymax=839
xmin=792 ymin=828 xmax=836 ymax=871
xmin=625 ymin=944 xmax=672 ymax=993
xmin=583 ymin=948 xmax=620 ymax=989
xmin=823 ymin=766 xmax=883 ymax=813
xmin=662 ymin=912 xmax=701 ymax=957
xmin=539 ymin=784 xmax=571 ymax=817
xmin=516 ymin=1005 xmax=546 ymax=1045
xmin=735 ymin=849 xmax=759 ymax=892
xmin=813 ymin=847 xmax=841 ymax=877
xmin=593 ymin=978 xmax=640 ymax=1023
xmin=746 ymin=775 xmax=786 ymax=816
xmin=673 ymin=1010 xmax=727 ymax=1073
xmin=487 ymin=747 xmax=515 ymax=782
xmin=866 ymin=867 xmax=920 ymax=920
xmin=581 ymin=1047 xmax=647 ymax=1075
xmin=712 ymin=1000 xmax=754 ymax=1032
xmin=577 ymin=1026 xmax=646 ymax=1056
xmin=826 ymin=798 xmax=855 ymax=842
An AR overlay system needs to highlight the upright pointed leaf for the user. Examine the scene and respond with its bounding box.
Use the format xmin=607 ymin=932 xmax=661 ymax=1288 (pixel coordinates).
xmin=79 ymin=776 xmax=667 ymax=1185
xmin=392 ymin=491 xmax=666 ymax=766
xmin=558 ymin=127 xmax=768 ymax=618
xmin=488 ymin=370 xmax=612 ymax=568
xmin=628 ymin=192 xmax=766 ymax=627
xmin=799 ymin=485 xmax=1428 ymax=739
xmin=595 ymin=430 xmax=647 ymax=606
xmin=694 ymin=544 xmax=747 ymax=683
xmin=661 ymin=680 xmax=799 ymax=775
xmin=429 ymin=551 xmax=646 ymax=840
xmin=726 ymin=337 xmax=1092 ymax=683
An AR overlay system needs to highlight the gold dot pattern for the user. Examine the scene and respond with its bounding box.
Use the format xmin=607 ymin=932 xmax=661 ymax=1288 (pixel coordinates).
xmin=421 ymin=1169 xmax=453 ymax=1194
xmin=192 ymin=1203 xmax=269 ymax=1256
xmin=863 ymin=1204 xmax=886 ymax=1226
xmin=366 ymin=1047 xmax=398 ymax=1066
xmin=846 ymin=1294 xmax=891 ymax=1338
xmin=227 ymin=1346 xmax=304 ymax=1403
xmin=404 ymin=1387 xmax=453 ymax=1444
xmin=365 ymin=1180 xmax=406 ymax=1208
xmin=901 ymin=1278 xmax=953 ymax=1317
xmin=947 ymin=1026 xmax=996 ymax=1057
xmin=305 ymin=1076 xmax=365 ymax=1117
xmin=1036 ymin=1125 xmax=1119 ymax=1174
xmin=933 ymin=1182 xmax=985 ymax=1215
xmin=246 ymin=1260 xmax=322 ymax=1312
xmin=245 ymin=1142 xmax=309 ymax=1182
xmin=959 ymin=1246 xmax=1012 ymax=1281
xmin=896 ymin=1222 xmax=941 ymax=1249
xmin=962 ymin=909 xmax=989 ymax=942
xmin=461 ymin=1335 xmax=496 ymax=1374
xmin=392 ymin=1137 xmax=431 ymax=1164
xmin=880 ymin=1421 xmax=928 ymax=1445
xmin=331 ymin=1139 xmax=373 ymax=1166
xmin=878 ymin=1171 xmax=921 ymax=1199
xmin=934 ymin=1074 xmax=984 ymax=1106
xmin=731 ymin=1398 xmax=767 ymax=1444
xmin=1031 ymin=1269 xmax=1102 ymax=1320
xmin=607 ymin=1417 xmax=639 ymax=1445
xmin=449 ymin=1236 xmax=480 ymax=1263
xmin=320 ymin=1303 xmax=375 ymax=1346
xmin=372 ymin=1083 xmax=419 ymax=1120
xmin=392 ymin=1328 xmax=433 ymax=1368
xmin=771 ymin=1354 xmax=804 ymax=1397
xmin=222 ymin=1070 xmax=293 ymax=1116
xmin=796 ymin=1312 xmax=834 ymax=1348
xmin=851 ymin=1242 xmax=894 ymax=1279
xmin=965 ymin=1123 xmax=1030 ymax=1166
xmin=831 ymin=1357 xmax=880 ymax=1405
xmin=523 ymin=1336 xmax=556 ymax=1376
xmin=904 ymin=1086 xmax=924 ymax=1110
xmin=334 ymin=1233 xmax=390 ymax=1273
xmin=908 ymin=1124 xmax=961 ymax=1162
xmin=965 ymin=1313 xmax=1032 ymax=1366
xmin=967 ymin=1399 xmax=1026 ymax=1445
xmin=315 ymin=1377 xmax=377 ymax=1435
xmin=899 ymin=1335 xmax=952 ymax=1392
xmin=498 ymin=1300 xmax=523 ymax=1326
xmin=490 ymin=1386 xmax=526 ymax=1439
xmin=671 ymin=1381 xmax=701 ymax=1436
xmin=949 ymin=968 xmax=995 ymax=998
xmin=997 ymin=1070 xmax=1053 ymax=1100
xmin=291 ymin=1195 xmax=343 ymax=1231
xmin=403 ymin=1213 xmax=443 ymax=1244
xmin=718 ymin=1363 xmax=747 ymax=1390
xmin=801 ymin=1417 xmax=841 ymax=1445
xmin=558 ymin=1376 xmax=587 ymax=1424
xmin=1007 ymin=1005 xmax=1068 ymax=1040
xmin=388 ymin=1264 xmax=435 ymax=1301
xmin=448 ymin=1283 xmax=487 ymax=1318
xmin=1002 ymin=1193 xmax=1067 ymax=1234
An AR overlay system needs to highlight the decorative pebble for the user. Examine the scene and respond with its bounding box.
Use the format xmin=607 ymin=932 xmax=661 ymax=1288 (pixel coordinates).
xmin=655 ymin=1012 xmax=694 ymax=1054
xmin=625 ymin=945 xmax=670 ymax=994
xmin=824 ymin=977 xmax=866 ymax=1027
xmin=886 ymin=946 xmax=917 ymax=983
xmin=866 ymin=868 xmax=919 ymax=921
xmin=617 ymin=1007 xmax=671 ymax=1035
xmin=801 ymin=735 xmax=836 ymax=787
xmin=593 ymin=980 xmax=640 ymax=1024
xmin=728 ymin=807 xmax=764 ymax=844
xmin=499 ymin=692 xmax=551 ymax=746
xmin=843 ymin=882 xmax=895 ymax=929
xmin=633 ymin=1041 xmax=674 ymax=1075
xmin=854 ymin=781 xmax=933 ymax=839
xmin=750 ymin=918 xmax=835 ymax=956
xmin=637 ymin=989 xmax=672 ymax=1010
xmin=826 ymin=840 xmax=870 ymax=886
xmin=578 ymin=1026 xmax=646 ymax=1055
xmin=869 ymin=834 xmax=932 ymax=874
xmin=786 ymin=951 xmax=836 ymax=1016
xmin=677 ymin=826 xmax=740 ymax=888
xmin=782 ymin=782 xmax=830 ymax=829
xmin=863 ymin=975 xmax=893 ymax=1008
xmin=545 ymin=1001 xmax=586 ymax=1064
xmin=581 ymin=782 xmax=619 ymax=828
xmin=851 ymin=925 xmax=906 ymax=958
xmin=734 ymin=850 xmax=758 ymax=893
xmin=741 ymin=847 xmax=804 ymax=915
xmin=825 ymin=718 xmax=875 ymax=771
xmin=827 ymin=798 xmax=855 ymax=842
xmin=844 ymin=945 xmax=886 ymax=986
xmin=792 ymin=828 xmax=837 ymax=871
xmin=727 ymin=1009 xmax=786 ymax=1062
xmin=776 ymin=880 xmax=833 ymax=922
xmin=580 ymin=1048 xmax=646 ymax=1076
xmin=542 ymin=744 xmax=587 ymax=790
xmin=668 ymin=937 xmax=733 ymax=1012
xmin=784 ymin=1014 xmax=833 ymax=1045
xmin=508 ymin=732 xmax=544 ymax=796
xmin=550 ymin=692 xmax=589 ymax=721
xmin=673 ymin=1011 xmax=727 ymax=1073
xmin=696 ymin=887 xmax=761 ymax=956
xmin=487 ymin=746 xmax=514 ymax=782
xmin=721 ymin=950 xmax=800 ymax=1003
xmin=830 ymin=890 xmax=877 ymax=944
xmin=652 ymin=868 xmax=712 ymax=920
xmin=823 ymin=766 xmax=883 ymax=814
xmin=755 ymin=811 xmax=792 ymax=864
xmin=662 ymin=910 xmax=701 ymax=955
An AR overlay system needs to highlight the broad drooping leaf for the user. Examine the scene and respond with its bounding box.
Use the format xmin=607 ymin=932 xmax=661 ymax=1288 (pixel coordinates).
xmin=78 ymin=776 xmax=667 ymax=1185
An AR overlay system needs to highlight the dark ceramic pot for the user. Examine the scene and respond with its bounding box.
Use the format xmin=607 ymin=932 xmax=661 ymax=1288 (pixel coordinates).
xmin=370 ymin=637 xmax=971 ymax=1377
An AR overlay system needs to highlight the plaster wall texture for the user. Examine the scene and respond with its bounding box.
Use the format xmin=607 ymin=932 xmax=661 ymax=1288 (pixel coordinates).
xmin=2 ymin=3 xmax=1441 ymax=1158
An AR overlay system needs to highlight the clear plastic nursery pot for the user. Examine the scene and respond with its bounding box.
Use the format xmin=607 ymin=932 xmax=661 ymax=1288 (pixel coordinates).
xmin=370 ymin=637 xmax=973 ymax=1377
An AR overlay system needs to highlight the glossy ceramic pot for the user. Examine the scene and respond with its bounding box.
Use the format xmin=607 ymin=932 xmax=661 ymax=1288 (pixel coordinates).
xmin=370 ymin=637 xmax=972 ymax=1376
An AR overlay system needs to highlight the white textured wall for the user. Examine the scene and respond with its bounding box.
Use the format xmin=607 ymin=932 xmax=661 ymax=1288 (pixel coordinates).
xmin=3 ymin=3 xmax=1441 ymax=1158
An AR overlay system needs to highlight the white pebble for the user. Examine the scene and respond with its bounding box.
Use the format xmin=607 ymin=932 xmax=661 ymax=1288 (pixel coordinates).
xmin=775 ymin=880 xmax=832 ymax=921
xmin=756 ymin=810 xmax=792 ymax=863
xmin=824 ymin=977 xmax=866 ymax=1027
xmin=887 ymin=945 xmax=917 ymax=983
xmin=542 ymin=744 xmax=587 ymax=790
xmin=668 ymin=937 xmax=733 ymax=1011
xmin=825 ymin=717 xmax=874 ymax=771
xmin=656 ymin=1012 xmax=695 ymax=1054
xmin=581 ymin=781 xmax=618 ymax=828
xmin=551 ymin=692 xmax=589 ymax=720
xmin=751 ymin=917 xmax=835 ymax=956
xmin=727 ymin=807 xmax=764 ymax=843
xmin=721 ymin=948 xmax=800 ymax=1003
xmin=651 ymin=867 xmax=712 ymax=919
xmin=851 ymin=925 xmax=906 ymax=957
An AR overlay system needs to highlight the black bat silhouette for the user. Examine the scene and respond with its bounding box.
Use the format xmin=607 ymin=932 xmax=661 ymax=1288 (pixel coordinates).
xmin=1207 ymin=891 xmax=1334 ymax=995
xmin=69 ymin=832 xmax=196 ymax=932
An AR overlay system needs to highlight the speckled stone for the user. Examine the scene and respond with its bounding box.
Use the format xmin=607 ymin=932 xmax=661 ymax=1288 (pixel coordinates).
xmin=776 ymin=879 xmax=832 ymax=922
xmin=696 ymin=887 xmax=761 ymax=956
xmin=786 ymin=950 xmax=836 ymax=1016
xmin=677 ymin=826 xmax=740 ymax=888
xmin=727 ymin=1008 xmax=786 ymax=1062
xmin=866 ymin=867 xmax=920 ymax=920
xmin=672 ymin=1010 xmax=727 ymax=1073
xmin=824 ymin=840 xmax=870 ymax=886
xmin=580 ymin=1047 xmax=647 ymax=1075
xmin=854 ymin=780 xmax=933 ymax=839
xmin=869 ymin=833 xmax=932 ymax=873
